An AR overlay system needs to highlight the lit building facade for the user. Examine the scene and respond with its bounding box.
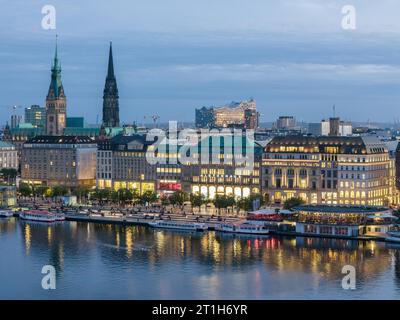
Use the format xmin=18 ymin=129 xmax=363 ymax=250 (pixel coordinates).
xmin=21 ymin=136 xmax=97 ymax=188
xmin=96 ymin=134 xmax=182 ymax=195
xmin=181 ymin=134 xmax=262 ymax=199
xmin=0 ymin=186 xmax=17 ymax=207
xmin=25 ymin=105 xmax=46 ymax=128
xmin=195 ymin=99 xmax=259 ymax=129
xmin=0 ymin=141 xmax=18 ymax=169
xmin=263 ymin=136 xmax=393 ymax=206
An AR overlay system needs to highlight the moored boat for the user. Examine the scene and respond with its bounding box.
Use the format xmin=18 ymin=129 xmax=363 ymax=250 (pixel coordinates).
xmin=215 ymin=222 xmax=270 ymax=235
xmin=148 ymin=220 xmax=208 ymax=231
xmin=386 ymin=231 xmax=400 ymax=243
xmin=55 ymin=212 xmax=66 ymax=221
xmin=0 ymin=210 xmax=13 ymax=218
xmin=20 ymin=210 xmax=56 ymax=222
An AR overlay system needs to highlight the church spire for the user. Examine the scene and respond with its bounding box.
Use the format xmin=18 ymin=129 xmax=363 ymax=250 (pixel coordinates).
xmin=107 ymin=42 xmax=115 ymax=79
xmin=52 ymin=35 xmax=61 ymax=72
xmin=102 ymin=42 xmax=119 ymax=128
xmin=49 ymin=35 xmax=63 ymax=99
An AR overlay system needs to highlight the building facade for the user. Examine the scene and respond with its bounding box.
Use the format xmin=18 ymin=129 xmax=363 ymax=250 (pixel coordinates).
xmin=21 ymin=136 xmax=97 ymax=188
xmin=181 ymin=134 xmax=262 ymax=199
xmin=195 ymin=99 xmax=259 ymax=129
xmin=309 ymin=118 xmax=353 ymax=136
xmin=275 ymin=116 xmax=296 ymax=130
xmin=96 ymin=134 xmax=182 ymax=195
xmin=0 ymin=141 xmax=18 ymax=169
xmin=263 ymin=136 xmax=393 ymax=206
xmin=10 ymin=115 xmax=22 ymax=129
xmin=25 ymin=105 xmax=46 ymax=128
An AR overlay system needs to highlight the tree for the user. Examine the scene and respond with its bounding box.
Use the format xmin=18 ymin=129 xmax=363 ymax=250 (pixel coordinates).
xmin=0 ymin=168 xmax=17 ymax=185
xmin=160 ymin=195 xmax=170 ymax=206
xmin=283 ymin=197 xmax=305 ymax=210
xmin=169 ymin=190 xmax=188 ymax=206
xmin=140 ymin=190 xmax=158 ymax=205
xmin=111 ymin=189 xmax=134 ymax=205
xmin=189 ymin=192 xmax=205 ymax=211
xmin=212 ymin=195 xmax=235 ymax=215
xmin=120 ymin=189 xmax=134 ymax=204
xmin=110 ymin=190 xmax=119 ymax=203
xmin=131 ymin=189 xmax=140 ymax=205
xmin=18 ymin=183 xmax=31 ymax=197
xmin=237 ymin=194 xmax=264 ymax=212
xmin=101 ymin=188 xmax=112 ymax=202
xmin=73 ymin=187 xmax=90 ymax=202
xmin=33 ymin=186 xmax=48 ymax=198
xmin=237 ymin=197 xmax=252 ymax=212
xmin=52 ymin=186 xmax=68 ymax=197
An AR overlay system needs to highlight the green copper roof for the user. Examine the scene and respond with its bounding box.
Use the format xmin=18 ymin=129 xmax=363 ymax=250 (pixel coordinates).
xmin=64 ymin=127 xmax=100 ymax=136
xmin=49 ymin=35 xmax=63 ymax=99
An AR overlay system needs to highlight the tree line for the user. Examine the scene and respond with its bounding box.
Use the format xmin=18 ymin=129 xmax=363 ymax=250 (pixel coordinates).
xmin=17 ymin=183 xmax=304 ymax=211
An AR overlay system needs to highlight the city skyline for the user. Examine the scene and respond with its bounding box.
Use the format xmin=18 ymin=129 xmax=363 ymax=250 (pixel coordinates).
xmin=2 ymin=1 xmax=400 ymax=125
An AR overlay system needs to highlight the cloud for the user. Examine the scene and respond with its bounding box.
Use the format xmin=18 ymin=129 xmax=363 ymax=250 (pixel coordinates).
xmin=123 ymin=63 xmax=400 ymax=83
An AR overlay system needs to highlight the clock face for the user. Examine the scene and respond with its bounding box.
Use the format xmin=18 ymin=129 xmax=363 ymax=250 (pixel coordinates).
xmin=59 ymin=114 xmax=65 ymax=125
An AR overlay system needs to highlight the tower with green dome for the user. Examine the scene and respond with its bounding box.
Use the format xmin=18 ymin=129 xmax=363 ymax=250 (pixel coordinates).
xmin=45 ymin=36 xmax=67 ymax=135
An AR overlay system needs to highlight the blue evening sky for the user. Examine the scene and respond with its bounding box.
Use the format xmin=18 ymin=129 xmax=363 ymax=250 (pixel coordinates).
xmin=1 ymin=0 xmax=400 ymax=125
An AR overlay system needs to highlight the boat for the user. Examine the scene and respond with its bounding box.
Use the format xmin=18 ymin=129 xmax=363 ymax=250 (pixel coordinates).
xmin=0 ymin=210 xmax=13 ymax=218
xmin=215 ymin=222 xmax=270 ymax=235
xmin=386 ymin=231 xmax=400 ymax=243
xmin=20 ymin=210 xmax=57 ymax=222
xmin=55 ymin=212 xmax=66 ymax=221
xmin=148 ymin=220 xmax=208 ymax=232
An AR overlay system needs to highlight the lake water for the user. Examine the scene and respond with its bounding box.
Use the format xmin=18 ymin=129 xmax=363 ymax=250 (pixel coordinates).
xmin=1 ymin=217 xmax=400 ymax=299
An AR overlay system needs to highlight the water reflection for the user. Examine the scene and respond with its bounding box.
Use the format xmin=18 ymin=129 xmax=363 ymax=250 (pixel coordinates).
xmin=0 ymin=218 xmax=399 ymax=299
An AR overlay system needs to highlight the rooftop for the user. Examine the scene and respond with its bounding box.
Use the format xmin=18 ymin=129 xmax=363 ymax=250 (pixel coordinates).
xmin=294 ymin=205 xmax=390 ymax=214
xmin=26 ymin=135 xmax=95 ymax=144
xmin=266 ymin=135 xmax=388 ymax=154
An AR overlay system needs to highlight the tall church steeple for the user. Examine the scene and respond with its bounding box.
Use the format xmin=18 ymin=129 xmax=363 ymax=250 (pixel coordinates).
xmin=46 ymin=35 xmax=66 ymax=135
xmin=102 ymin=42 xmax=120 ymax=127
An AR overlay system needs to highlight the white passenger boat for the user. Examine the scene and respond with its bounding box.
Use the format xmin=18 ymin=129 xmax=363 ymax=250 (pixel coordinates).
xmin=386 ymin=231 xmax=400 ymax=243
xmin=215 ymin=222 xmax=270 ymax=235
xmin=55 ymin=212 xmax=66 ymax=221
xmin=148 ymin=220 xmax=208 ymax=231
xmin=0 ymin=210 xmax=13 ymax=218
xmin=20 ymin=210 xmax=56 ymax=222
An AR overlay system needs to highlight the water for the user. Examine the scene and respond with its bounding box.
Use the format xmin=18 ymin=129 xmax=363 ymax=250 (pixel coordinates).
xmin=1 ymin=217 xmax=400 ymax=299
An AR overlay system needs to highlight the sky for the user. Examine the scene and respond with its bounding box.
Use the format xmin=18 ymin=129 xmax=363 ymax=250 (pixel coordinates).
xmin=1 ymin=0 xmax=400 ymax=125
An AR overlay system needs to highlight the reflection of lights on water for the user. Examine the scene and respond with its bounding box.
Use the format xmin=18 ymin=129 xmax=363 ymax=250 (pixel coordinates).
xmin=58 ymin=242 xmax=64 ymax=268
xmin=213 ymin=238 xmax=221 ymax=263
xmin=155 ymin=231 xmax=165 ymax=252
xmin=125 ymin=227 xmax=133 ymax=258
xmin=86 ymin=223 xmax=91 ymax=241
xmin=24 ymin=224 xmax=31 ymax=253
xmin=180 ymin=238 xmax=185 ymax=256
xmin=233 ymin=239 xmax=242 ymax=257
xmin=370 ymin=242 xmax=375 ymax=254
xmin=47 ymin=227 xmax=53 ymax=244
xmin=201 ymin=234 xmax=209 ymax=254
xmin=115 ymin=232 xmax=120 ymax=248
